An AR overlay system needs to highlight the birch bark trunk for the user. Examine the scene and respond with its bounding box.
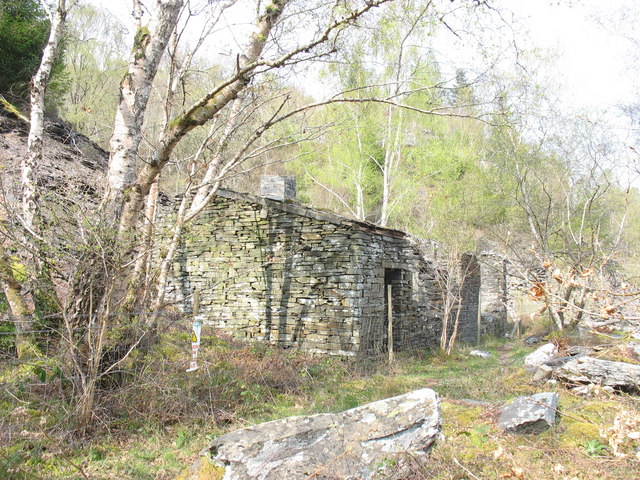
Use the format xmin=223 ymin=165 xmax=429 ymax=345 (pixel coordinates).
xmin=67 ymin=0 xmax=184 ymax=326
xmin=117 ymin=0 xmax=289 ymax=236
xmin=102 ymin=0 xmax=184 ymax=226
xmin=23 ymin=0 xmax=67 ymax=234
xmin=0 ymin=244 xmax=37 ymax=358
xmin=17 ymin=0 xmax=68 ymax=340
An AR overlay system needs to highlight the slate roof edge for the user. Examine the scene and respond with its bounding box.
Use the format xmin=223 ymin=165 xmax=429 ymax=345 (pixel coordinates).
xmin=215 ymin=188 xmax=408 ymax=239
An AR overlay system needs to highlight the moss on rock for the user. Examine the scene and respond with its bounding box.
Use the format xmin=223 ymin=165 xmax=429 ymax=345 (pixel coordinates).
xmin=174 ymin=456 xmax=225 ymax=480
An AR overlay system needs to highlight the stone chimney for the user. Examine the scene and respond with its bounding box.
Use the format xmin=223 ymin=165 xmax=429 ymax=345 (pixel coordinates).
xmin=260 ymin=175 xmax=296 ymax=201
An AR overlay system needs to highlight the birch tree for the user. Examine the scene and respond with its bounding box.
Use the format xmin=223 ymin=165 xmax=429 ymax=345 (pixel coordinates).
xmin=7 ymin=0 xmax=69 ymax=357
xmin=101 ymin=0 xmax=184 ymax=225
xmin=66 ymin=0 xmax=396 ymax=321
xmin=24 ymin=0 xmax=68 ymax=236
xmin=59 ymin=0 xmax=399 ymax=425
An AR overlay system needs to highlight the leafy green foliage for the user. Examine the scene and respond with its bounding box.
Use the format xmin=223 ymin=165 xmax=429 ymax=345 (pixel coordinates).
xmin=583 ymin=439 xmax=608 ymax=456
xmin=0 ymin=291 xmax=15 ymax=355
xmin=458 ymin=424 xmax=491 ymax=448
xmin=0 ymin=0 xmax=66 ymax=107
xmin=57 ymin=4 xmax=126 ymax=144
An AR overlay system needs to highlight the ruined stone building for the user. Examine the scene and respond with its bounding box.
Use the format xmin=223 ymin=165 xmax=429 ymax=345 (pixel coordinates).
xmin=167 ymin=176 xmax=506 ymax=356
xmin=0 ymin=102 xmax=508 ymax=357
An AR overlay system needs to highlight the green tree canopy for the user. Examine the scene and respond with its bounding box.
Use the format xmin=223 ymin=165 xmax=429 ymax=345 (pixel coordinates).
xmin=0 ymin=0 xmax=65 ymax=107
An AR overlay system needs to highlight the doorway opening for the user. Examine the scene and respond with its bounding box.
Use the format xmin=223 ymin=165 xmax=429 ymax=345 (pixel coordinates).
xmin=383 ymin=268 xmax=403 ymax=354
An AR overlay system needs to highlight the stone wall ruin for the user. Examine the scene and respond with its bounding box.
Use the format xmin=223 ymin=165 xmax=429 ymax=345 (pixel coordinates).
xmin=166 ymin=188 xmax=502 ymax=356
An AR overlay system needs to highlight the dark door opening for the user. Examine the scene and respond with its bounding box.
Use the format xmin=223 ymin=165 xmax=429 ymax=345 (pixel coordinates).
xmin=383 ymin=268 xmax=402 ymax=354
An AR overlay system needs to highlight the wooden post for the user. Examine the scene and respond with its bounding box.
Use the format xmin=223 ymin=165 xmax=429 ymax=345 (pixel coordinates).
xmin=187 ymin=288 xmax=202 ymax=373
xmin=476 ymin=273 xmax=482 ymax=345
xmin=193 ymin=288 xmax=200 ymax=316
xmin=387 ymin=284 xmax=394 ymax=364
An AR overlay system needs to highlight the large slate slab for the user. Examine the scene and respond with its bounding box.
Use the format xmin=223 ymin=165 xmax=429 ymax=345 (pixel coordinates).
xmin=497 ymin=392 xmax=558 ymax=434
xmin=556 ymin=356 xmax=640 ymax=391
xmin=180 ymin=388 xmax=441 ymax=480
xmin=524 ymin=343 xmax=558 ymax=372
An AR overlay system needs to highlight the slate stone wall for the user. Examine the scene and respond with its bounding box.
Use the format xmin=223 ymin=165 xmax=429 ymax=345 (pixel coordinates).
xmin=456 ymin=253 xmax=482 ymax=344
xmin=166 ymin=189 xmax=484 ymax=356
xmin=478 ymin=253 xmax=508 ymax=337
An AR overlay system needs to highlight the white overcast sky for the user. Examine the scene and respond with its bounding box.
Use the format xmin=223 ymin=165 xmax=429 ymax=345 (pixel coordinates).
xmin=89 ymin=0 xmax=638 ymax=112
xmin=507 ymin=0 xmax=636 ymax=110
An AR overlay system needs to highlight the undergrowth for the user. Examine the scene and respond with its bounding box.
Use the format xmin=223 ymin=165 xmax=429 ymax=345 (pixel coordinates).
xmin=0 ymin=329 xmax=638 ymax=479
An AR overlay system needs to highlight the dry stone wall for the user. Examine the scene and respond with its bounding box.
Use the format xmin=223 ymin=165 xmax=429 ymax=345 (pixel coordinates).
xmin=478 ymin=253 xmax=508 ymax=337
xmin=166 ymin=189 xmax=484 ymax=356
xmin=456 ymin=254 xmax=482 ymax=344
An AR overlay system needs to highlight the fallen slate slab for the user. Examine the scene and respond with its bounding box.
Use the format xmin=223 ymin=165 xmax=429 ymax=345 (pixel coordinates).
xmin=556 ymin=356 xmax=640 ymax=391
xmin=497 ymin=392 xmax=559 ymax=434
xmin=544 ymin=356 xmax=577 ymax=368
xmin=524 ymin=343 xmax=558 ymax=372
xmin=469 ymin=350 xmax=491 ymax=358
xmin=182 ymin=388 xmax=441 ymax=480
xmin=532 ymin=364 xmax=553 ymax=382
xmin=524 ymin=335 xmax=544 ymax=346
xmin=566 ymin=345 xmax=595 ymax=357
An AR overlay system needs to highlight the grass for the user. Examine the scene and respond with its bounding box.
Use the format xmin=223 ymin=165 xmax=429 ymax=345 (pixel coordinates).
xmin=1 ymin=331 xmax=639 ymax=479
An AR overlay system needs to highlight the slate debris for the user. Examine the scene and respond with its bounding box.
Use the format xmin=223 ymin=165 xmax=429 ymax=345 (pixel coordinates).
xmin=556 ymin=356 xmax=640 ymax=392
xmin=524 ymin=343 xmax=558 ymax=372
xmin=497 ymin=392 xmax=559 ymax=434
xmin=191 ymin=388 xmax=442 ymax=480
xmin=469 ymin=349 xmax=492 ymax=358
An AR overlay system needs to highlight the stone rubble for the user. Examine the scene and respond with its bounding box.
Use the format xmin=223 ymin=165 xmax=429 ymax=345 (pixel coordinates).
xmin=469 ymin=349 xmax=492 ymax=358
xmin=178 ymin=388 xmax=442 ymax=480
xmin=497 ymin=392 xmax=559 ymax=434
xmin=524 ymin=343 xmax=558 ymax=372
xmin=556 ymin=356 xmax=640 ymax=391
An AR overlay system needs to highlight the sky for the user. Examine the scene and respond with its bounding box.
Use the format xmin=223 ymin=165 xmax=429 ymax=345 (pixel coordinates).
xmin=89 ymin=0 xmax=638 ymax=114
xmin=507 ymin=0 xmax=636 ymax=110
xmin=425 ymin=0 xmax=638 ymax=114
xmin=84 ymin=0 xmax=640 ymax=188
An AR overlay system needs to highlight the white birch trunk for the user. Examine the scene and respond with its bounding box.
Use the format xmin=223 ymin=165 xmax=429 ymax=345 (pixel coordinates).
xmin=103 ymin=0 xmax=184 ymax=225
xmin=117 ymin=0 xmax=290 ymax=235
xmin=23 ymin=0 xmax=67 ymax=234
xmin=132 ymin=180 xmax=158 ymax=282
xmin=189 ymin=96 xmax=243 ymax=215
xmin=354 ymin=115 xmax=367 ymax=222
xmin=17 ymin=0 xmax=68 ymax=326
xmin=380 ymin=105 xmax=403 ymax=227
xmin=67 ymin=0 xmax=183 ymax=325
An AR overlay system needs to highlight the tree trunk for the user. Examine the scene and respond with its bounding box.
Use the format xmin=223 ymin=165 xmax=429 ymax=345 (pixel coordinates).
xmin=117 ymin=0 xmax=289 ymax=237
xmin=66 ymin=0 xmax=184 ymax=328
xmin=0 ymin=244 xmax=37 ymax=358
xmin=102 ymin=0 xmax=184 ymax=225
xmin=122 ymin=180 xmax=159 ymax=312
xmin=22 ymin=0 xmax=67 ymax=325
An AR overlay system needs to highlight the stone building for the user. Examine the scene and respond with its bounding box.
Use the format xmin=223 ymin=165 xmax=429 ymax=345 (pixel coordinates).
xmin=167 ymin=177 xmax=499 ymax=356
xmin=478 ymin=252 xmax=508 ymax=337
